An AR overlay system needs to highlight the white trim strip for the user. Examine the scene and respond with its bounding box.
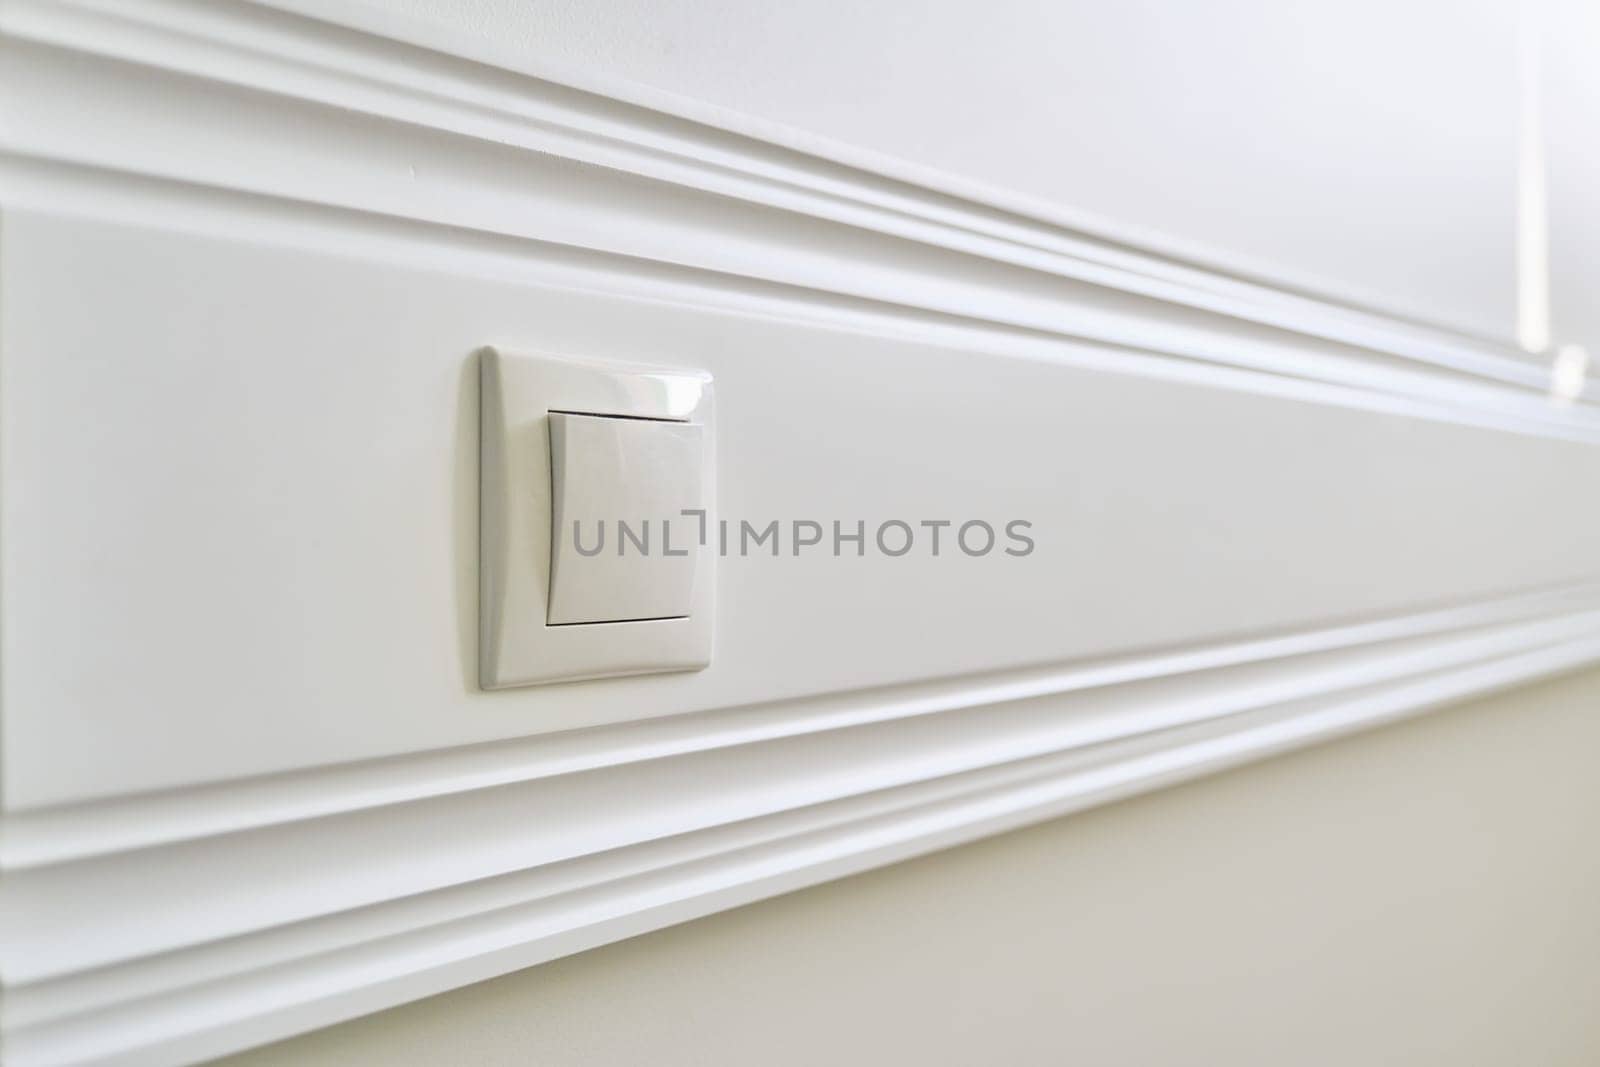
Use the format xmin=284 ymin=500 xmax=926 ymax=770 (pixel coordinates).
xmin=4 ymin=582 xmax=1597 ymax=871
xmin=1 ymin=0 xmax=1594 ymax=419
xmin=3 ymin=600 xmax=1598 ymax=1065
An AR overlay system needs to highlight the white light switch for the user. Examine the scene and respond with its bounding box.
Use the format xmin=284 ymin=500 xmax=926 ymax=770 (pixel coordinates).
xmin=547 ymin=413 xmax=704 ymax=625
xmin=479 ymin=347 xmax=715 ymax=689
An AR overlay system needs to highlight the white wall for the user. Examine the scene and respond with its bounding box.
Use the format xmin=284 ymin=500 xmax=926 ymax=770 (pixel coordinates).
xmin=348 ymin=0 xmax=1523 ymax=339
xmin=1547 ymin=0 xmax=1600 ymax=353
xmin=221 ymin=666 xmax=1600 ymax=1067
xmin=4 ymin=1 xmax=1599 ymax=1062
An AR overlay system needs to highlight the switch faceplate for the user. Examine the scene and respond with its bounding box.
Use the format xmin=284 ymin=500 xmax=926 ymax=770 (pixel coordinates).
xmin=547 ymin=413 xmax=703 ymax=626
xmin=479 ymin=348 xmax=715 ymax=689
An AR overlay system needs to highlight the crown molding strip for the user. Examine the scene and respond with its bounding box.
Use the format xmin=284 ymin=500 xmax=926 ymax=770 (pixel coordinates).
xmin=1 ymin=0 xmax=1594 ymax=423
xmin=20 ymin=0 xmax=1546 ymax=367
xmin=7 ymin=149 xmax=1591 ymax=448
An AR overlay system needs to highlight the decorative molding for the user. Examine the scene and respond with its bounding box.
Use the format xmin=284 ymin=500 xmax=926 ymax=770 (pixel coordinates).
xmin=3 ymin=585 xmax=1600 ymax=1066
xmin=1 ymin=0 xmax=1595 ymax=438
xmin=2 ymin=582 xmax=1597 ymax=873
xmin=4 ymin=2 xmax=1600 ymax=1065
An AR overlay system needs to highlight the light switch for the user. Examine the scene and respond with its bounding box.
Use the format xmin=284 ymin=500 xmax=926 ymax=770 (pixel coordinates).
xmin=479 ymin=347 xmax=715 ymax=689
xmin=547 ymin=413 xmax=704 ymax=625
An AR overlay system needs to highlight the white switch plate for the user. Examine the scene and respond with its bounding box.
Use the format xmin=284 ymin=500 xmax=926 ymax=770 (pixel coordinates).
xmin=479 ymin=347 xmax=715 ymax=689
xmin=546 ymin=413 xmax=704 ymax=625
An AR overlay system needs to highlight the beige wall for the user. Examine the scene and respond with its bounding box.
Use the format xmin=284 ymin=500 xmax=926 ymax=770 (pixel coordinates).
xmin=223 ymin=667 xmax=1600 ymax=1067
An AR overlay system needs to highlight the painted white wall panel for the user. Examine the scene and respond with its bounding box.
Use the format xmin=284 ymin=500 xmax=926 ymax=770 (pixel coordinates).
xmin=4 ymin=212 xmax=1599 ymax=807
xmin=2 ymin=3 xmax=1598 ymax=1063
